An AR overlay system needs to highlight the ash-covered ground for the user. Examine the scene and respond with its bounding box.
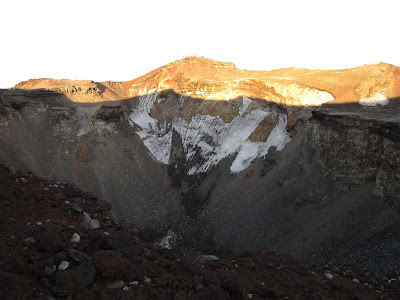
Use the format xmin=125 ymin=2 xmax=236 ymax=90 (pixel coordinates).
xmin=1 ymin=164 xmax=400 ymax=299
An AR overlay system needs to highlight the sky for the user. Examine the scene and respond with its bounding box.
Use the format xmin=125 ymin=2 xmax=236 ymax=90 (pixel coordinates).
xmin=1 ymin=0 xmax=398 ymax=88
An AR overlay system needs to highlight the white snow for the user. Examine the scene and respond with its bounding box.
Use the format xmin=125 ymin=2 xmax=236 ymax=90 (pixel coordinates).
xmin=266 ymin=82 xmax=334 ymax=106
xmin=239 ymin=97 xmax=252 ymax=116
xmin=179 ymin=95 xmax=188 ymax=106
xmin=129 ymin=92 xmax=172 ymax=164
xmin=129 ymin=92 xmax=291 ymax=174
xmin=158 ymin=230 xmax=177 ymax=249
xmin=230 ymin=114 xmax=291 ymax=173
xmin=359 ymin=92 xmax=389 ymax=106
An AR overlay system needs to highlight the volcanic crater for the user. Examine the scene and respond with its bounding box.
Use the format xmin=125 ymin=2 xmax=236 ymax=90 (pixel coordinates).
xmin=2 ymin=57 xmax=400 ymax=298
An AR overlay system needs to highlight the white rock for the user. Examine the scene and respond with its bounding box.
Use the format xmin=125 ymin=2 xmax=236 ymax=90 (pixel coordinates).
xmin=325 ymin=273 xmax=334 ymax=280
xmin=129 ymin=281 xmax=139 ymax=287
xmin=197 ymin=255 xmax=219 ymax=264
xmin=24 ymin=237 xmax=36 ymax=246
xmin=36 ymin=221 xmax=42 ymax=226
xmin=70 ymin=233 xmax=80 ymax=243
xmin=58 ymin=261 xmax=69 ymax=271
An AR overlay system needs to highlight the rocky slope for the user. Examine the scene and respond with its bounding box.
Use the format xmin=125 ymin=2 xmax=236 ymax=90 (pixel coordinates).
xmin=1 ymin=164 xmax=400 ymax=299
xmin=1 ymin=57 xmax=400 ymax=279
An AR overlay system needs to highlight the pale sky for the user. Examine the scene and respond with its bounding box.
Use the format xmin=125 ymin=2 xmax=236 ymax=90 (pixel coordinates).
xmin=1 ymin=0 xmax=398 ymax=88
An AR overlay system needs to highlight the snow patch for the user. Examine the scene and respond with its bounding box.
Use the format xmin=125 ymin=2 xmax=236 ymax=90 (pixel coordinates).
xmin=174 ymin=108 xmax=271 ymax=175
xmin=267 ymin=82 xmax=334 ymax=105
xmin=179 ymin=95 xmax=188 ymax=106
xmin=129 ymin=93 xmax=291 ymax=174
xmin=230 ymin=114 xmax=291 ymax=173
xmin=129 ymin=93 xmax=172 ymax=164
xmin=158 ymin=230 xmax=177 ymax=249
xmin=359 ymin=92 xmax=389 ymax=106
xmin=239 ymin=97 xmax=252 ymax=116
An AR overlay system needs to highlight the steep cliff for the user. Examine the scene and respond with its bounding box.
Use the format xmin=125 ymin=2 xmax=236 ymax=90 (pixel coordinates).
xmin=2 ymin=57 xmax=400 ymax=275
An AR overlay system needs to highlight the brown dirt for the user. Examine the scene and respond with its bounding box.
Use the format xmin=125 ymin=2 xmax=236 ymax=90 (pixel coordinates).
xmin=1 ymin=164 xmax=399 ymax=299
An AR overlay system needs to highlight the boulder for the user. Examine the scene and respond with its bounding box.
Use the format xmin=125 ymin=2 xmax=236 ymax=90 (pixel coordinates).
xmin=81 ymin=212 xmax=100 ymax=230
xmin=34 ymin=224 xmax=68 ymax=253
xmin=197 ymin=255 xmax=219 ymax=265
xmin=66 ymin=249 xmax=92 ymax=262
xmin=54 ymin=261 xmax=95 ymax=297
xmin=93 ymin=250 xmax=133 ymax=280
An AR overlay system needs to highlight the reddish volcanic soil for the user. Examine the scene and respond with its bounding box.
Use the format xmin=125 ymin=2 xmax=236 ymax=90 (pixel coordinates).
xmin=14 ymin=57 xmax=400 ymax=105
xmin=1 ymin=164 xmax=400 ymax=299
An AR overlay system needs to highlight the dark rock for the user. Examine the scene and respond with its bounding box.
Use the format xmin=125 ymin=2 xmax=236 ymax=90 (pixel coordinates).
xmin=175 ymin=290 xmax=186 ymax=300
xmin=90 ymin=231 xmax=108 ymax=248
xmin=66 ymin=248 xmax=92 ymax=262
xmin=44 ymin=265 xmax=57 ymax=277
xmin=74 ymin=289 xmax=96 ymax=300
xmin=53 ymin=251 xmax=68 ymax=266
xmin=220 ymin=275 xmax=241 ymax=293
xmin=95 ymin=106 xmax=123 ymax=122
xmin=54 ymin=260 xmax=95 ymax=297
xmin=156 ymin=273 xmax=174 ymax=287
xmin=34 ymin=224 xmax=68 ymax=253
xmin=104 ymin=280 xmax=125 ymax=289
xmin=92 ymin=250 xmax=133 ymax=280
xmin=103 ymin=231 xmax=134 ymax=253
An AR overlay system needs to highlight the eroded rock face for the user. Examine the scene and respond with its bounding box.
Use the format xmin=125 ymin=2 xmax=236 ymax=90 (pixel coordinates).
xmin=1 ymin=57 xmax=400 ymax=275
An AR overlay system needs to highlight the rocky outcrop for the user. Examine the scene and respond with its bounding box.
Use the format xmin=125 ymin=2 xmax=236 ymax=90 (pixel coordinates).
xmin=309 ymin=107 xmax=400 ymax=209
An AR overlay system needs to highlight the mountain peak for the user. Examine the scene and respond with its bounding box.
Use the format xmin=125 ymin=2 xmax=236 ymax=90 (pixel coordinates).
xmin=12 ymin=58 xmax=400 ymax=105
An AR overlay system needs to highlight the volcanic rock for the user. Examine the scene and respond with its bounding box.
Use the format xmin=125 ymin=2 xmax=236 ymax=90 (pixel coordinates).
xmin=70 ymin=232 xmax=80 ymax=243
xmin=104 ymin=280 xmax=125 ymax=289
xmin=54 ymin=261 xmax=95 ymax=297
xmin=92 ymin=250 xmax=133 ymax=280
xmin=66 ymin=248 xmax=91 ymax=262
xmin=34 ymin=224 xmax=68 ymax=253
xmin=197 ymin=255 xmax=219 ymax=264
xmin=24 ymin=236 xmax=36 ymax=246
xmin=57 ymin=261 xmax=69 ymax=271
xmin=81 ymin=212 xmax=100 ymax=230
